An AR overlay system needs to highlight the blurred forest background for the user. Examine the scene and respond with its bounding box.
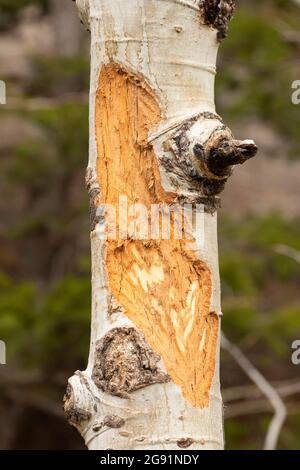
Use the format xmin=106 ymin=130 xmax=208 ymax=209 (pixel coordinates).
xmin=0 ymin=0 xmax=300 ymax=450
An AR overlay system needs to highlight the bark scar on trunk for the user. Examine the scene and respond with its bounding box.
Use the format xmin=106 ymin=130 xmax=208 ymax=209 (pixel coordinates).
xmin=92 ymin=328 xmax=170 ymax=398
xmin=95 ymin=63 xmax=221 ymax=408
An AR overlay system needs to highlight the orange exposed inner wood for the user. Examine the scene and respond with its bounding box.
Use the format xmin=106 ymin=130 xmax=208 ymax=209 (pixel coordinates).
xmin=95 ymin=63 xmax=219 ymax=408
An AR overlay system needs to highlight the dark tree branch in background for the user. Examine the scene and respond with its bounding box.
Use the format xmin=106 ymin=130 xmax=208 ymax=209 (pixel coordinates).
xmin=224 ymin=379 xmax=300 ymax=403
xmin=221 ymin=334 xmax=287 ymax=450
xmin=274 ymin=244 xmax=300 ymax=263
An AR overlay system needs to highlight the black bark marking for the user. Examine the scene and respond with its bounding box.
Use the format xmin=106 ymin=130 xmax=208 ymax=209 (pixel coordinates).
xmin=199 ymin=0 xmax=235 ymax=41
xmin=203 ymin=138 xmax=258 ymax=177
xmin=177 ymin=438 xmax=194 ymax=448
xmin=92 ymin=328 xmax=170 ymax=398
xmin=92 ymin=415 xmax=125 ymax=432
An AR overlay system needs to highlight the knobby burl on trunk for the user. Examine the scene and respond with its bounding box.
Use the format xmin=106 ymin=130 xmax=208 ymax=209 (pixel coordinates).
xmin=160 ymin=111 xmax=257 ymax=207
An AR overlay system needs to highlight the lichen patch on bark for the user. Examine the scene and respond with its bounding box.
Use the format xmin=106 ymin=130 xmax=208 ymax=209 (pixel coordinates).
xmin=94 ymin=63 xmax=219 ymax=408
xmin=92 ymin=415 xmax=125 ymax=432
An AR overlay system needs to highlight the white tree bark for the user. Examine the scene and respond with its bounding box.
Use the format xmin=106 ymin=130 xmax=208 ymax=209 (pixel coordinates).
xmin=64 ymin=0 xmax=257 ymax=450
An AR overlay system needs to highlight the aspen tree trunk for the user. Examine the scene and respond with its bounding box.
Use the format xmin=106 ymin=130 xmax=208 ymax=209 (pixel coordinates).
xmin=64 ymin=0 xmax=257 ymax=450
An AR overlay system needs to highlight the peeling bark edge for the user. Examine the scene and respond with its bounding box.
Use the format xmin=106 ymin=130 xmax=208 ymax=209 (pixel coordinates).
xmin=75 ymin=0 xmax=90 ymax=31
xmin=63 ymin=382 xmax=92 ymax=428
xmin=86 ymin=166 xmax=102 ymax=231
xmin=92 ymin=327 xmax=170 ymax=398
xmin=199 ymin=0 xmax=235 ymax=41
xmin=92 ymin=415 xmax=125 ymax=432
